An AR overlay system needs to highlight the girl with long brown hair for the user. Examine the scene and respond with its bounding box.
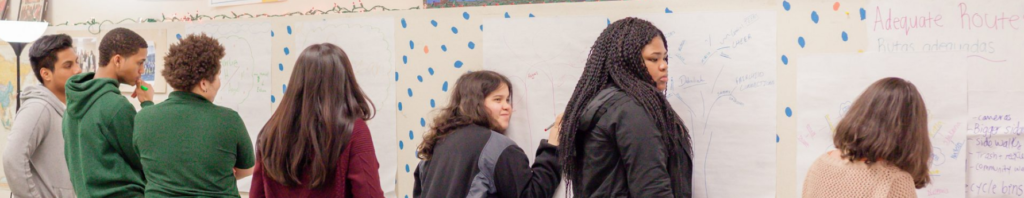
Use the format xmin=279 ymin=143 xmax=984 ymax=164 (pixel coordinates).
xmin=250 ymin=43 xmax=383 ymax=198
xmin=802 ymin=77 xmax=932 ymax=198
xmin=413 ymin=71 xmax=562 ymax=198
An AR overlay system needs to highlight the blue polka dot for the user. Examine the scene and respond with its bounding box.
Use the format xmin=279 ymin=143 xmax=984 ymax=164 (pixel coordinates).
xmin=783 ymin=1 xmax=791 ymax=11
xmin=405 ymin=164 xmax=410 ymax=172
xmin=811 ymin=11 xmax=819 ymax=24
xmin=785 ymin=107 xmax=793 ymax=117
xmin=271 ymin=95 xmax=276 ymax=103
xmin=401 ymin=18 xmax=407 ymax=28
xmin=428 ymin=67 xmax=435 ymax=75
xmin=399 ymin=141 xmax=404 ymax=149
xmin=403 ymin=55 xmax=408 ymax=64
xmin=409 ymin=130 xmax=414 ymax=139
xmin=395 ymin=72 xmax=399 ymax=81
xmin=480 ymin=25 xmax=483 ymax=31
xmin=798 ymin=37 xmax=806 ymax=48
xmin=781 ymin=55 xmax=789 ymax=65
xmin=859 ymin=8 xmax=866 ymax=20
xmin=420 ymin=118 xmax=426 ymax=127
xmin=278 ymin=63 xmax=283 ymax=71
xmin=271 ymin=31 xmax=275 ymax=37
xmin=529 ymin=13 xmax=535 ymax=18
xmin=284 ymin=47 xmax=290 ymax=55
xmin=454 ymin=60 xmax=464 ymax=68
xmin=417 ymin=75 xmax=423 ymax=82
xmin=841 ymin=31 xmax=849 ymax=41
xmin=430 ymin=20 xmax=438 ymax=27
xmin=286 ymin=26 xmax=292 ymax=34
xmin=282 ymin=84 xmax=287 ymax=92
xmin=176 ymin=34 xmax=182 ymax=40
xmin=468 ymin=41 xmax=475 ymax=49
xmin=777 ymin=134 xmax=780 ymax=143
xmin=409 ymin=40 xmax=415 ymax=49
xmin=430 ymin=99 xmax=436 ymax=108
xmin=463 ymin=12 xmax=471 ymax=20
xmin=442 ymin=81 xmax=449 ymax=92
xmin=451 ymin=26 xmax=459 ymax=34
xmin=398 ymin=102 xmax=403 ymax=111
xmin=665 ymin=7 xmax=673 ymax=13
xmin=441 ymin=45 xmax=448 ymax=52
xmin=504 ymin=12 xmax=510 ymax=18
xmin=408 ymin=88 xmax=414 ymax=97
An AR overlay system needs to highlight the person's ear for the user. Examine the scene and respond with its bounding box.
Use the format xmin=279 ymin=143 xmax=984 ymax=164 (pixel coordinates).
xmin=111 ymin=55 xmax=122 ymax=68
xmin=40 ymin=68 xmax=53 ymax=82
xmin=200 ymin=80 xmax=209 ymax=93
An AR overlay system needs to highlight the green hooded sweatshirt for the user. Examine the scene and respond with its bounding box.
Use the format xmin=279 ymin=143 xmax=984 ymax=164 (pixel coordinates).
xmin=63 ymin=72 xmax=153 ymax=197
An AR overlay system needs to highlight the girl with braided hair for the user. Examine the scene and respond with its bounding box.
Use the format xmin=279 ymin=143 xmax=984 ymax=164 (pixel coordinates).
xmin=557 ymin=17 xmax=693 ymax=198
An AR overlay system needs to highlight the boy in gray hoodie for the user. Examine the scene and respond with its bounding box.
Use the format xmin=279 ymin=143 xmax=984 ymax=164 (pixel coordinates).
xmin=2 ymin=34 xmax=82 ymax=197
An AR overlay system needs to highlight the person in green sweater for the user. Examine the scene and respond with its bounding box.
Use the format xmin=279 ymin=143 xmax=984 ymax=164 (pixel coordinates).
xmin=133 ymin=33 xmax=255 ymax=197
xmin=63 ymin=27 xmax=155 ymax=197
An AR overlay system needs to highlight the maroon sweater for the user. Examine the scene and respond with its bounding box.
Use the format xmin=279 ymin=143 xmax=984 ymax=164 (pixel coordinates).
xmin=250 ymin=119 xmax=384 ymax=198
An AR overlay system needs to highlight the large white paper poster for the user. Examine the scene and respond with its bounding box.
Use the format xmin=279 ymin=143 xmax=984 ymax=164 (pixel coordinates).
xmin=965 ymin=57 xmax=1024 ymax=198
xmin=643 ymin=11 xmax=778 ymax=198
xmin=184 ymin=21 xmax=274 ymax=191
xmin=483 ymin=16 xmax=606 ymax=198
xmin=485 ymin=12 xmax=778 ymax=198
xmin=296 ymin=17 xmax=398 ymax=198
xmin=796 ymin=53 xmax=968 ymax=198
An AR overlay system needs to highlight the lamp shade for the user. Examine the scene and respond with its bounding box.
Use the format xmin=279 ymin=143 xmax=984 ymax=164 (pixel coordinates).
xmin=0 ymin=21 xmax=49 ymax=43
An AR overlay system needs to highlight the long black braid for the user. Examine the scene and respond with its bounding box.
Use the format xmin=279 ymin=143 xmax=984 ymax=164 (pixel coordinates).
xmin=558 ymin=17 xmax=692 ymax=196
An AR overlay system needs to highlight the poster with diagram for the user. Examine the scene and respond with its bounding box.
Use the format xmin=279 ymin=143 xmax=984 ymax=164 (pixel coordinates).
xmin=183 ymin=21 xmax=274 ymax=192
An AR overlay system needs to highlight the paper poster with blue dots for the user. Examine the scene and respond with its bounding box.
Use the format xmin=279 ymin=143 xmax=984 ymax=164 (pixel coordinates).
xmin=292 ymin=17 xmax=399 ymax=197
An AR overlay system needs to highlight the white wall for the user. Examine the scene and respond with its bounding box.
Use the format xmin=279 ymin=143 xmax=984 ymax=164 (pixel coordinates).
xmin=23 ymin=0 xmax=420 ymax=24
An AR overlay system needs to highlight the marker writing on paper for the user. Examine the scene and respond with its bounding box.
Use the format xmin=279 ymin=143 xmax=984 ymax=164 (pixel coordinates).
xmin=545 ymin=122 xmax=556 ymax=131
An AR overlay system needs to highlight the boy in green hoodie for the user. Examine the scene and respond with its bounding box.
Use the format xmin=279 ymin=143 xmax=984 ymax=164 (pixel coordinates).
xmin=63 ymin=27 xmax=155 ymax=197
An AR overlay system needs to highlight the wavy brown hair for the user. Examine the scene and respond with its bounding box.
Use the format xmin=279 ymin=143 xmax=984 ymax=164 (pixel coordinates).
xmin=416 ymin=71 xmax=512 ymax=161
xmin=257 ymin=43 xmax=375 ymax=189
xmin=834 ymin=77 xmax=931 ymax=189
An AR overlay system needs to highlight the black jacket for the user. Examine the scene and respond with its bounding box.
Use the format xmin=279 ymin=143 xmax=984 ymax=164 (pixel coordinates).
xmin=572 ymin=87 xmax=693 ymax=198
xmin=413 ymin=125 xmax=561 ymax=198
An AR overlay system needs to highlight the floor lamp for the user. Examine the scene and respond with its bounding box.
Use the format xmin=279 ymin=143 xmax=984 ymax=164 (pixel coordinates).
xmin=0 ymin=21 xmax=49 ymax=111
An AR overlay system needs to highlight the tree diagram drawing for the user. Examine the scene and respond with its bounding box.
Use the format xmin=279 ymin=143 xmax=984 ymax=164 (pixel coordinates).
xmin=184 ymin=21 xmax=274 ymax=192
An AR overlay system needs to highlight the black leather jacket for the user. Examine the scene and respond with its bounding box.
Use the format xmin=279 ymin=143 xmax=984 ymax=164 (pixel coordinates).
xmin=571 ymin=87 xmax=693 ymax=198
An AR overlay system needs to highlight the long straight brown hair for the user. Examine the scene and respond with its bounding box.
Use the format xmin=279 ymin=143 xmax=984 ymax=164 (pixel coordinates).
xmin=833 ymin=77 xmax=931 ymax=189
xmin=416 ymin=71 xmax=512 ymax=161
xmin=257 ymin=43 xmax=375 ymax=188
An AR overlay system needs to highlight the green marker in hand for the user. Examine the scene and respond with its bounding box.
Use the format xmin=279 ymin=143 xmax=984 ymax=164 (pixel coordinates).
xmin=141 ymin=85 xmax=149 ymax=91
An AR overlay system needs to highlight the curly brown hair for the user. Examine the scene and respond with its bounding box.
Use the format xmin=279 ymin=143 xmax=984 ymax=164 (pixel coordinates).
xmin=162 ymin=33 xmax=224 ymax=91
xmin=99 ymin=28 xmax=148 ymax=66
xmin=417 ymin=70 xmax=512 ymax=161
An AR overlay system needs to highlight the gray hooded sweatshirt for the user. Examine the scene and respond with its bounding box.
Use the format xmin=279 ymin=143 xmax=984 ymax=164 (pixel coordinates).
xmin=3 ymin=84 xmax=75 ymax=198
